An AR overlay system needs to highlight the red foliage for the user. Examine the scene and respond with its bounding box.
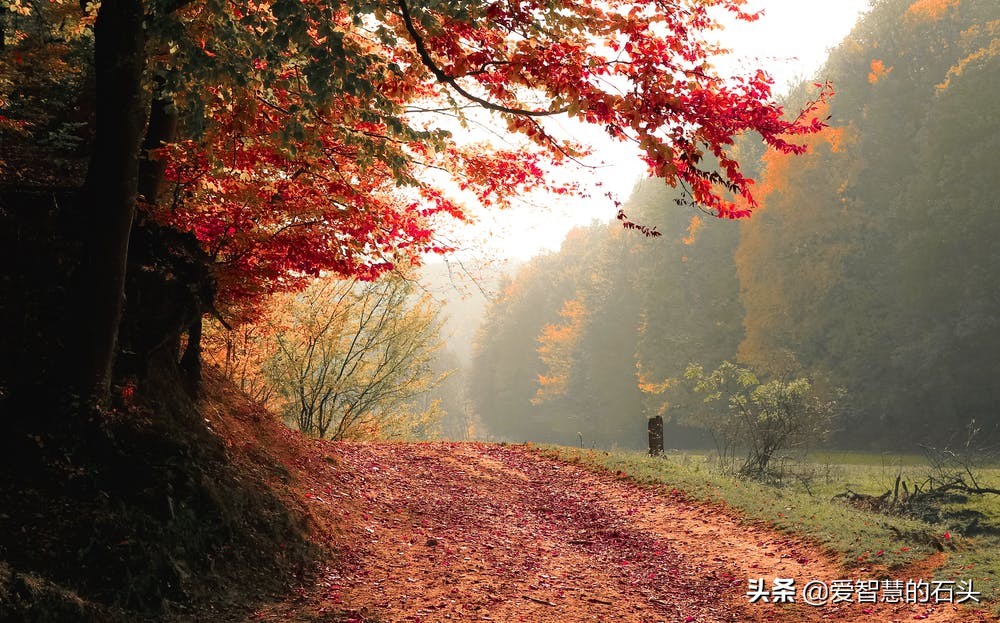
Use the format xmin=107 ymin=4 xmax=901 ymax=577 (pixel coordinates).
xmin=148 ymin=0 xmax=831 ymax=319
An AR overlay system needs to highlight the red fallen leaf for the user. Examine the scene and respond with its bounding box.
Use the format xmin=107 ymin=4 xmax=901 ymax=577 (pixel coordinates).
xmin=944 ymin=532 xmax=951 ymax=539
xmin=876 ymin=550 xmax=884 ymax=556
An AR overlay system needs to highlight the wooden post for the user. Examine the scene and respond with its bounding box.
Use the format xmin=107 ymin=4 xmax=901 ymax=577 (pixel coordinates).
xmin=648 ymin=416 xmax=663 ymax=456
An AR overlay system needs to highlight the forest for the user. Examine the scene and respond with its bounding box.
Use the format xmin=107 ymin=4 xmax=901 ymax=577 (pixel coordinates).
xmin=472 ymin=0 xmax=1000 ymax=452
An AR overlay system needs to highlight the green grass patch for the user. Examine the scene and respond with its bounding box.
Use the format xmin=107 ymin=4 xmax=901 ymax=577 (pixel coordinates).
xmin=805 ymin=450 xmax=929 ymax=467
xmin=532 ymin=445 xmax=1000 ymax=611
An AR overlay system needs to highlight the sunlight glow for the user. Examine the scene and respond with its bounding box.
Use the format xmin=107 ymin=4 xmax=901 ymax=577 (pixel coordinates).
xmin=436 ymin=0 xmax=871 ymax=263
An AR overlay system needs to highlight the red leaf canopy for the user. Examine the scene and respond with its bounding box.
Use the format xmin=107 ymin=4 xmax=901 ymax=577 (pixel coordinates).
xmin=147 ymin=0 xmax=830 ymax=319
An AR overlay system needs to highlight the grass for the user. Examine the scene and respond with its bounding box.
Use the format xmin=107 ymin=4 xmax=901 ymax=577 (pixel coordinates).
xmin=533 ymin=445 xmax=1000 ymax=611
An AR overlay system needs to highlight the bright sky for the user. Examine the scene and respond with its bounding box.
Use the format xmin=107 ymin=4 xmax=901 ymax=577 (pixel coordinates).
xmin=432 ymin=0 xmax=872 ymax=264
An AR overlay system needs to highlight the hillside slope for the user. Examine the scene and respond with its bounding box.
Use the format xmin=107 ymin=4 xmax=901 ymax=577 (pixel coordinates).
xmin=0 ymin=368 xmax=343 ymax=622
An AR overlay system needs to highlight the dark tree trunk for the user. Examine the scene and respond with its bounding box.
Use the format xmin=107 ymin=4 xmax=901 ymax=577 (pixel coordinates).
xmin=138 ymin=87 xmax=178 ymax=205
xmin=647 ymin=415 xmax=664 ymax=456
xmin=74 ymin=0 xmax=148 ymax=408
xmin=180 ymin=315 xmax=203 ymax=388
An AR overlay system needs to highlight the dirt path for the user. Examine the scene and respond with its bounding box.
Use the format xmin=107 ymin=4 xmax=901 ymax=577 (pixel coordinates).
xmin=262 ymin=442 xmax=996 ymax=623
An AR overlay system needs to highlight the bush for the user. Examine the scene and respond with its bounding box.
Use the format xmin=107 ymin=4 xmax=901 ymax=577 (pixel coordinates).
xmin=682 ymin=361 xmax=841 ymax=479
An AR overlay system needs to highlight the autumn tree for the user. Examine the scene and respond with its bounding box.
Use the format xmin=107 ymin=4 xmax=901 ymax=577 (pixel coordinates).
xmin=534 ymin=298 xmax=589 ymax=404
xmin=202 ymin=320 xmax=279 ymax=405
xmin=472 ymin=178 xmax=744 ymax=449
xmin=265 ymin=275 xmax=446 ymax=440
xmin=1 ymin=0 xmax=833 ymax=425
xmin=469 ymin=0 xmax=1000 ymax=452
xmin=557 ymin=225 xmax=648 ymax=446
xmin=0 ymin=1 xmax=848 ymax=615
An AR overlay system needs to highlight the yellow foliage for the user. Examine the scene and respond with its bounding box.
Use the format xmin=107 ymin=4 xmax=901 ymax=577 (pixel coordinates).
xmin=348 ymin=399 xmax=445 ymax=441
xmin=252 ymin=274 xmax=448 ymax=440
xmin=203 ymin=315 xmax=279 ymax=406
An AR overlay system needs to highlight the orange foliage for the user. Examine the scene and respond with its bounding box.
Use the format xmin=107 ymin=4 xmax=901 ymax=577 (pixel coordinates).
xmin=905 ymin=0 xmax=960 ymax=22
xmin=755 ymin=102 xmax=848 ymax=205
xmin=636 ymin=360 xmax=673 ymax=415
xmin=534 ymin=299 xmax=588 ymax=403
xmin=681 ymin=215 xmax=703 ymax=245
xmin=937 ymin=36 xmax=1000 ymax=91
xmin=868 ymin=59 xmax=894 ymax=84
xmin=735 ymin=102 xmax=864 ymax=372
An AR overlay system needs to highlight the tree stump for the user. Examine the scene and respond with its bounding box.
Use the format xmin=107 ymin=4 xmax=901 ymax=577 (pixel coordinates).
xmin=647 ymin=416 xmax=664 ymax=456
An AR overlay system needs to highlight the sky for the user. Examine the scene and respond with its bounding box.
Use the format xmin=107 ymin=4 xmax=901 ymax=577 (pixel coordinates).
xmin=429 ymin=0 xmax=873 ymax=265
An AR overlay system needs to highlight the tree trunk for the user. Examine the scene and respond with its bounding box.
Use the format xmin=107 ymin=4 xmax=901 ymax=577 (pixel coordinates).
xmin=75 ymin=0 xmax=147 ymax=408
xmin=138 ymin=85 xmax=178 ymax=205
xmin=647 ymin=415 xmax=664 ymax=456
xmin=180 ymin=315 xmax=203 ymax=388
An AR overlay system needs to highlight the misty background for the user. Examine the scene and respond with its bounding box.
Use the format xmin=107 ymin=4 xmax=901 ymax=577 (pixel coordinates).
xmin=420 ymin=0 xmax=1000 ymax=451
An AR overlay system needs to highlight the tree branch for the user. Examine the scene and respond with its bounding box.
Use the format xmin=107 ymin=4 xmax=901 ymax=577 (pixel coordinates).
xmin=396 ymin=0 xmax=566 ymax=118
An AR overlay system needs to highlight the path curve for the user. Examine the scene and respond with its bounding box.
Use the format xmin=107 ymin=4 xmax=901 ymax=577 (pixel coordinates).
xmin=264 ymin=442 xmax=996 ymax=623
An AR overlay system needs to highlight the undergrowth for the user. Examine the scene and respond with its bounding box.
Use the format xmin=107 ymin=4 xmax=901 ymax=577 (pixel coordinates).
xmin=0 ymin=364 xmax=327 ymax=622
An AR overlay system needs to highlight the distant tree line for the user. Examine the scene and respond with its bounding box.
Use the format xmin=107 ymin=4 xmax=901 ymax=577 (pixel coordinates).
xmin=470 ymin=0 xmax=1000 ymax=450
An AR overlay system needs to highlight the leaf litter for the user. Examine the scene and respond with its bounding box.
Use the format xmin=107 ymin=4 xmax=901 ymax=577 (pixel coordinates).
xmin=259 ymin=442 xmax=997 ymax=623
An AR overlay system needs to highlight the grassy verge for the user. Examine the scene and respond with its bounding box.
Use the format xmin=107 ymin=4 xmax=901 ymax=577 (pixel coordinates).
xmin=532 ymin=445 xmax=1000 ymax=610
